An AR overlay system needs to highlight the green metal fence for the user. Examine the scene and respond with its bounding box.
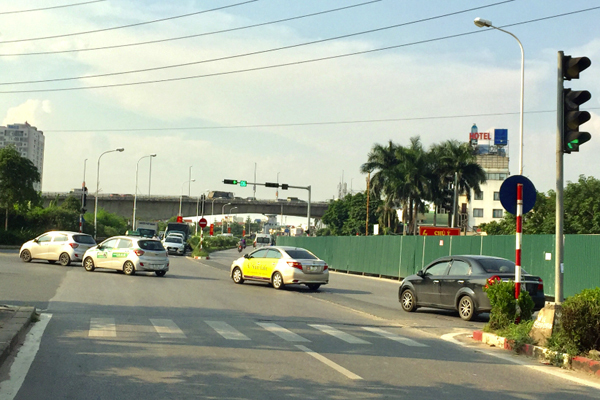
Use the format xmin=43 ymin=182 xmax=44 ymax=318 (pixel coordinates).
xmin=277 ymin=234 xmax=598 ymax=298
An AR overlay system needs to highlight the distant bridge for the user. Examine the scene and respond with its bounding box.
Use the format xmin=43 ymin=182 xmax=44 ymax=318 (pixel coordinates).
xmin=41 ymin=193 xmax=329 ymax=222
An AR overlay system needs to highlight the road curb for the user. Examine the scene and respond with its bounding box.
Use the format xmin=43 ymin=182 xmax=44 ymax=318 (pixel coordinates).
xmin=472 ymin=330 xmax=600 ymax=377
xmin=0 ymin=306 xmax=37 ymax=368
xmin=193 ymin=256 xmax=210 ymax=260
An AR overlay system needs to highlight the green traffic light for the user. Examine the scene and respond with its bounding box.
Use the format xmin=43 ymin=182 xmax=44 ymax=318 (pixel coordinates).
xmin=240 ymin=180 xmax=247 ymax=187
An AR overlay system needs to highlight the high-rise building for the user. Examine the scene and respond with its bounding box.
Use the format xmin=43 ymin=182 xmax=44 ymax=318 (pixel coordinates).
xmin=0 ymin=122 xmax=45 ymax=191
xmin=463 ymin=125 xmax=510 ymax=232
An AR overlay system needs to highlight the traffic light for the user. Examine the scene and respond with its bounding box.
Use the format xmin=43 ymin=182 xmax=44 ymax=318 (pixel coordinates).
xmin=223 ymin=179 xmax=238 ymax=185
xmin=265 ymin=182 xmax=279 ymax=188
xmin=281 ymin=184 xmax=289 ymax=190
xmin=441 ymin=187 xmax=453 ymax=213
xmin=81 ymin=187 xmax=88 ymax=213
xmin=240 ymin=180 xmax=247 ymax=187
xmin=562 ymin=55 xmax=592 ymax=153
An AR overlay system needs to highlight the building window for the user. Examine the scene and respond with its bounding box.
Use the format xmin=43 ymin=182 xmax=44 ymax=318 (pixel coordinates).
xmin=487 ymin=173 xmax=508 ymax=181
xmin=493 ymin=209 xmax=504 ymax=218
xmin=494 ymin=191 xmax=500 ymax=201
xmin=474 ymin=192 xmax=483 ymax=200
xmin=473 ymin=208 xmax=484 ymax=218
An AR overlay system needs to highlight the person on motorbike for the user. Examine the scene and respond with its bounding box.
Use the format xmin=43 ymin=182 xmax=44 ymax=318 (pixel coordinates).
xmin=241 ymin=237 xmax=246 ymax=248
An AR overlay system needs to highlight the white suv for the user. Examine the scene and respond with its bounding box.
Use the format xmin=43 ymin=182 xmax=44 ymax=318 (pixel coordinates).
xmin=20 ymin=231 xmax=97 ymax=266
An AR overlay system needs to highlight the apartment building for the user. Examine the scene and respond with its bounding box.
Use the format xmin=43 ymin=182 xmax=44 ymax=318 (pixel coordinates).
xmin=0 ymin=122 xmax=45 ymax=191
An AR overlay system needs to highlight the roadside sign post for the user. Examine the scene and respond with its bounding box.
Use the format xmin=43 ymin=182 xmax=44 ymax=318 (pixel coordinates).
xmin=499 ymin=175 xmax=536 ymax=307
xmin=199 ymin=218 xmax=207 ymax=249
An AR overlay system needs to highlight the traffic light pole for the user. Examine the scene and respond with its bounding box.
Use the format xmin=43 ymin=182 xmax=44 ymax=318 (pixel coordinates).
xmin=555 ymin=51 xmax=565 ymax=304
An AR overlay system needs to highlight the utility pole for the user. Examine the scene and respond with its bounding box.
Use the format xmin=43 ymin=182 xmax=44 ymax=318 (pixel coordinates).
xmin=365 ymin=173 xmax=370 ymax=236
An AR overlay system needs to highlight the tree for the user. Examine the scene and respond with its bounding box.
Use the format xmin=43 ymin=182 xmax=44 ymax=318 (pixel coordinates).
xmin=0 ymin=146 xmax=40 ymax=230
xmin=321 ymin=193 xmax=381 ymax=236
xmin=564 ymin=175 xmax=600 ymax=234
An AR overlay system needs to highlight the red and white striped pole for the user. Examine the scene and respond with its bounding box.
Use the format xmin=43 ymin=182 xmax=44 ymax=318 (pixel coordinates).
xmin=515 ymin=183 xmax=523 ymax=302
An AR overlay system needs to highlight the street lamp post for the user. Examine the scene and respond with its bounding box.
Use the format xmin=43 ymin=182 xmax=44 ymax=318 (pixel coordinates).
xmin=132 ymin=154 xmax=156 ymax=228
xmin=94 ymin=148 xmax=125 ymax=239
xmin=474 ymin=17 xmax=525 ymax=302
xmin=179 ymin=179 xmax=195 ymax=216
xmin=221 ymin=202 xmax=232 ymax=234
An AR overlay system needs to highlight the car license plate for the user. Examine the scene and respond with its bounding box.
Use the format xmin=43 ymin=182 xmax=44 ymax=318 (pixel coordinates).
xmin=309 ymin=266 xmax=318 ymax=272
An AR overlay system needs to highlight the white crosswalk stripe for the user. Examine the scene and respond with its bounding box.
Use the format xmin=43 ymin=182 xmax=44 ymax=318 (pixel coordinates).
xmin=362 ymin=327 xmax=428 ymax=347
xmin=206 ymin=321 xmax=251 ymax=340
xmin=256 ymin=322 xmax=310 ymax=342
xmin=89 ymin=318 xmax=116 ymax=337
xmin=308 ymin=324 xmax=371 ymax=344
xmin=150 ymin=319 xmax=186 ymax=339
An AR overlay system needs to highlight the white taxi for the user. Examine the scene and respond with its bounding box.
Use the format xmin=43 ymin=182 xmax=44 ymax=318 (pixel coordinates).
xmin=230 ymin=246 xmax=328 ymax=290
xmin=82 ymin=236 xmax=169 ymax=277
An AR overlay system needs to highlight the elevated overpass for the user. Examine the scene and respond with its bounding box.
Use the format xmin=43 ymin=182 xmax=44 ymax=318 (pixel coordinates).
xmin=41 ymin=193 xmax=329 ymax=222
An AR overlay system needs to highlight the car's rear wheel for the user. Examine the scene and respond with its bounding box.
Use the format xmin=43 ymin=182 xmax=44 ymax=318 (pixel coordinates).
xmin=307 ymin=283 xmax=321 ymax=291
xmin=400 ymin=289 xmax=417 ymax=312
xmin=20 ymin=250 xmax=32 ymax=263
xmin=155 ymin=270 xmax=166 ymax=277
xmin=84 ymin=257 xmax=95 ymax=272
xmin=272 ymin=272 xmax=285 ymax=290
xmin=232 ymin=267 xmax=244 ymax=284
xmin=458 ymin=295 xmax=477 ymax=321
xmin=123 ymin=261 xmax=135 ymax=275
xmin=59 ymin=252 xmax=71 ymax=266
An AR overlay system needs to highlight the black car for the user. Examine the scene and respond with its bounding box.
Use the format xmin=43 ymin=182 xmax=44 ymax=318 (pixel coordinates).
xmin=398 ymin=255 xmax=545 ymax=321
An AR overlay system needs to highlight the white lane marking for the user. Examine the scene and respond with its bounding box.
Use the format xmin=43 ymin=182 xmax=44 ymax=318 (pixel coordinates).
xmin=441 ymin=332 xmax=600 ymax=391
xmin=295 ymin=345 xmax=362 ymax=380
xmin=150 ymin=319 xmax=186 ymax=339
xmin=206 ymin=321 xmax=250 ymax=340
xmin=89 ymin=318 xmax=116 ymax=337
xmin=256 ymin=322 xmax=310 ymax=342
xmin=362 ymin=327 xmax=428 ymax=347
xmin=309 ymin=324 xmax=371 ymax=344
xmin=0 ymin=313 xmax=52 ymax=400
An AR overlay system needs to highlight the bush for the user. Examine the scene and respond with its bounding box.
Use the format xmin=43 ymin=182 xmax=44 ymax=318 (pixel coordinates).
xmin=546 ymin=287 xmax=600 ymax=356
xmin=484 ymin=280 xmax=535 ymax=331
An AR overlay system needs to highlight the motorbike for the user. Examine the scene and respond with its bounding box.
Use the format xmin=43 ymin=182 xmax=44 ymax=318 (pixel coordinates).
xmin=237 ymin=245 xmax=243 ymax=253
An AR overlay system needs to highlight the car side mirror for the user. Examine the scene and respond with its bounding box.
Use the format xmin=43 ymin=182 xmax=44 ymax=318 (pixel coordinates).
xmin=417 ymin=270 xmax=425 ymax=278
xmin=244 ymin=254 xmax=250 ymax=259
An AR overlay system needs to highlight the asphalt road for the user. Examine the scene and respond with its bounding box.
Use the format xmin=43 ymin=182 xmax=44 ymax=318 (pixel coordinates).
xmin=1 ymin=248 xmax=599 ymax=399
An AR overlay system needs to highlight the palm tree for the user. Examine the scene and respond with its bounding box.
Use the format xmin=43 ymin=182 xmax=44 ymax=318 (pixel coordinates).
xmin=433 ymin=140 xmax=487 ymax=227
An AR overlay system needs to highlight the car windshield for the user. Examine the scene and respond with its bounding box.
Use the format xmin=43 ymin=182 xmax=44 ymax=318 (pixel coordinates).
xmin=284 ymin=249 xmax=318 ymax=260
xmin=138 ymin=229 xmax=155 ymax=237
xmin=138 ymin=240 xmax=165 ymax=251
xmin=73 ymin=234 xmax=96 ymax=245
xmin=478 ymin=258 xmax=527 ymax=274
xmin=257 ymin=237 xmax=270 ymax=243
xmin=165 ymin=237 xmax=182 ymax=244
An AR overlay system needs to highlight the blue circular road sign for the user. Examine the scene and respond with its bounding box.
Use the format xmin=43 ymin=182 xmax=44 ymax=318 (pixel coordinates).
xmin=499 ymin=175 xmax=537 ymax=215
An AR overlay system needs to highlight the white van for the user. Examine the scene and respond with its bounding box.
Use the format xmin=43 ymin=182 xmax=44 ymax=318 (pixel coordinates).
xmin=253 ymin=233 xmax=273 ymax=248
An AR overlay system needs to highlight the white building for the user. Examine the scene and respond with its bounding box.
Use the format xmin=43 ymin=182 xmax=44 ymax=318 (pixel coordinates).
xmin=0 ymin=123 xmax=45 ymax=191
xmin=464 ymin=124 xmax=510 ymax=232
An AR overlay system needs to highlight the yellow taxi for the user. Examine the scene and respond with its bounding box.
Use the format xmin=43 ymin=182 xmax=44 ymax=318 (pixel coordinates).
xmin=230 ymin=246 xmax=328 ymax=290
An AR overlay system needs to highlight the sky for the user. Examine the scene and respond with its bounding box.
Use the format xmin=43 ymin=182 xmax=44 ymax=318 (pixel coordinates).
xmin=1 ymin=0 xmax=600 ymax=207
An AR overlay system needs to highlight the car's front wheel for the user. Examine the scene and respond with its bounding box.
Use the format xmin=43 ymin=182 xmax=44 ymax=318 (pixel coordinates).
xmin=232 ymin=267 xmax=244 ymax=284
xmin=20 ymin=250 xmax=32 ymax=263
xmin=400 ymin=288 xmax=417 ymax=312
xmin=272 ymin=272 xmax=285 ymax=290
xmin=59 ymin=252 xmax=71 ymax=266
xmin=458 ymin=295 xmax=477 ymax=321
xmin=123 ymin=261 xmax=136 ymax=275
xmin=84 ymin=257 xmax=95 ymax=272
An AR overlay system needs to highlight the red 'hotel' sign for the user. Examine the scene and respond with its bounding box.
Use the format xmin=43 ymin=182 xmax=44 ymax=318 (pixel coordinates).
xmin=419 ymin=226 xmax=461 ymax=236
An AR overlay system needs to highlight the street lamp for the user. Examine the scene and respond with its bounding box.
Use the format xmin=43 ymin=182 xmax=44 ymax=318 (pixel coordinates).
xmin=474 ymin=17 xmax=525 ymax=302
xmin=474 ymin=17 xmax=524 ymax=175
xmin=179 ymin=179 xmax=195 ymax=216
xmin=94 ymin=148 xmax=125 ymax=239
xmin=221 ymin=202 xmax=232 ymax=234
xmin=132 ymin=154 xmax=156 ymax=228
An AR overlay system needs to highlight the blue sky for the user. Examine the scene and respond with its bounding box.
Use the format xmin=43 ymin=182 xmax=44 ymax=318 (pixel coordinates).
xmin=1 ymin=0 xmax=600 ymax=203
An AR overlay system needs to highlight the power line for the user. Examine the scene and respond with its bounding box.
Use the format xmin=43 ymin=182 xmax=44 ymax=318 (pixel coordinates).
xmin=2 ymin=5 xmax=599 ymax=93
xmin=0 ymin=0 xmax=513 ymax=86
xmin=48 ymin=108 xmax=599 ymax=133
xmin=0 ymin=0 xmax=106 ymax=15
xmin=0 ymin=0 xmax=382 ymax=57
xmin=0 ymin=0 xmax=258 ymax=44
